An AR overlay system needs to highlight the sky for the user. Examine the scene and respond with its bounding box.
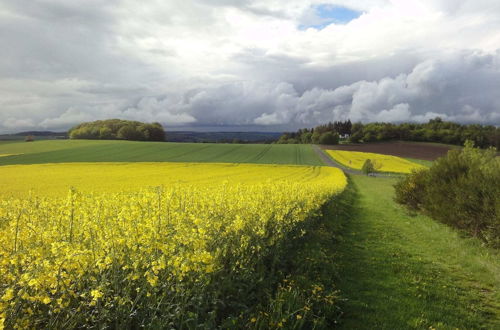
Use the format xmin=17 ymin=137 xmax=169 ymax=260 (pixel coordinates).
xmin=1 ymin=0 xmax=500 ymax=133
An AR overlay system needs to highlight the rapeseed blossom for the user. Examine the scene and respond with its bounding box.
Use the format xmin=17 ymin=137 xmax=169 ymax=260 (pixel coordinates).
xmin=0 ymin=162 xmax=347 ymax=328
xmin=326 ymin=150 xmax=426 ymax=173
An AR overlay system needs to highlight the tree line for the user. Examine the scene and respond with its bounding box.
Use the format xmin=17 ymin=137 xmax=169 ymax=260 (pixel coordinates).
xmin=68 ymin=119 xmax=166 ymax=141
xmin=278 ymin=118 xmax=499 ymax=148
xmin=277 ymin=120 xmax=352 ymax=145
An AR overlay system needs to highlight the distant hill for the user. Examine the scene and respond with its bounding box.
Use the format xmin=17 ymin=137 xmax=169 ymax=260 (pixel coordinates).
xmin=166 ymin=131 xmax=282 ymax=143
xmin=0 ymin=131 xmax=67 ymax=141
xmin=1 ymin=130 xmax=281 ymax=143
xmin=14 ymin=131 xmax=67 ymax=137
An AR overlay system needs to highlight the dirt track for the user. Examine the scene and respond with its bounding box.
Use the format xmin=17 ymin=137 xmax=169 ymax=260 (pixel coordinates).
xmin=321 ymin=141 xmax=455 ymax=161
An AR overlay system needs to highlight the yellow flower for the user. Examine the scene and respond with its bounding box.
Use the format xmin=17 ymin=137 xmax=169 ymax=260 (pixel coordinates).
xmin=326 ymin=150 xmax=426 ymax=173
xmin=0 ymin=162 xmax=348 ymax=327
xmin=90 ymin=290 xmax=103 ymax=301
xmin=1 ymin=289 xmax=14 ymax=302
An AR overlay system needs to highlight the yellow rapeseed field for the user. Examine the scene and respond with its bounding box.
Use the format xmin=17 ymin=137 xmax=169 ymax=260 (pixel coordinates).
xmin=0 ymin=162 xmax=346 ymax=328
xmin=326 ymin=150 xmax=427 ymax=173
xmin=0 ymin=162 xmax=327 ymax=197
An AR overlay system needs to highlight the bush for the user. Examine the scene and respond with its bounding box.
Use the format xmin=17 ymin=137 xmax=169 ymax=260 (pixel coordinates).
xmin=394 ymin=141 xmax=500 ymax=247
xmin=394 ymin=168 xmax=429 ymax=212
xmin=25 ymin=135 xmax=35 ymax=142
xmin=361 ymin=159 xmax=375 ymax=174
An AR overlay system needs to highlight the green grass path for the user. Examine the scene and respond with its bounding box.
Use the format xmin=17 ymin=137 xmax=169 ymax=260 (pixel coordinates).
xmin=334 ymin=176 xmax=499 ymax=329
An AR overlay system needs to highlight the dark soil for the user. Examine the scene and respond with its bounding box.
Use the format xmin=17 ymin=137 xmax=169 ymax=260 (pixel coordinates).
xmin=321 ymin=141 xmax=455 ymax=161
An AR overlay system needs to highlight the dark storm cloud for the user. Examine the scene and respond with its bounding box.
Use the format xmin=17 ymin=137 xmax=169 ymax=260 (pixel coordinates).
xmin=0 ymin=0 xmax=499 ymax=133
xmin=172 ymin=50 xmax=500 ymax=126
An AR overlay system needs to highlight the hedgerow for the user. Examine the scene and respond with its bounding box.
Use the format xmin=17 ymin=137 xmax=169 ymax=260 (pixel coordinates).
xmin=394 ymin=141 xmax=500 ymax=247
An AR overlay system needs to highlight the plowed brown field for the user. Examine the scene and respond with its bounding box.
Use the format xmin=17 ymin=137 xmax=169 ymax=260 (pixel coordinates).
xmin=322 ymin=141 xmax=456 ymax=161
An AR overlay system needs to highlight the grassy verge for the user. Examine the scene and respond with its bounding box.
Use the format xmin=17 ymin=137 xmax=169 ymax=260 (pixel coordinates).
xmin=246 ymin=173 xmax=500 ymax=329
xmin=244 ymin=186 xmax=355 ymax=329
xmin=334 ymin=175 xmax=499 ymax=329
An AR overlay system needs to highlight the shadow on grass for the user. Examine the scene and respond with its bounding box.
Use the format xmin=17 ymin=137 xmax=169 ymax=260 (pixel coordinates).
xmin=235 ymin=175 xmax=498 ymax=329
xmin=238 ymin=180 xmax=361 ymax=329
xmin=333 ymin=175 xmax=498 ymax=329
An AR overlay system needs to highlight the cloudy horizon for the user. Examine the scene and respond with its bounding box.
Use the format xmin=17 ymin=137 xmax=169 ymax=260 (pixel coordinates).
xmin=1 ymin=0 xmax=500 ymax=133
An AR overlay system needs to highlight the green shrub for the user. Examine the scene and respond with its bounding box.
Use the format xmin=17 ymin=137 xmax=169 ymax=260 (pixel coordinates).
xmin=394 ymin=141 xmax=500 ymax=247
xmin=394 ymin=168 xmax=428 ymax=212
xmin=361 ymin=159 xmax=375 ymax=174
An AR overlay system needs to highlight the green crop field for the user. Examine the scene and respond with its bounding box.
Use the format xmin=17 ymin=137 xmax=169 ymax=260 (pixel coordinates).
xmin=0 ymin=140 xmax=324 ymax=166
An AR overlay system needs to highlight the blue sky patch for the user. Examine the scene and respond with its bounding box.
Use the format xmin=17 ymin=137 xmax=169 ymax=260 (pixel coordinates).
xmin=300 ymin=4 xmax=362 ymax=30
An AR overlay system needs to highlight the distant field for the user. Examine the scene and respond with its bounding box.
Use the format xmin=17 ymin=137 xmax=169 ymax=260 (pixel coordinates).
xmin=0 ymin=140 xmax=324 ymax=166
xmin=323 ymin=141 xmax=454 ymax=160
xmin=0 ymin=162 xmax=335 ymax=197
xmin=326 ymin=150 xmax=427 ymax=173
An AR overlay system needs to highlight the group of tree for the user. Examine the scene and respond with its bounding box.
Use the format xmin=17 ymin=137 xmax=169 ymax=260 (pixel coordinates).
xmin=68 ymin=119 xmax=166 ymax=141
xmin=277 ymin=118 xmax=499 ymax=148
xmin=277 ymin=120 xmax=351 ymax=145
xmin=394 ymin=141 xmax=499 ymax=247
xmin=350 ymin=118 xmax=499 ymax=148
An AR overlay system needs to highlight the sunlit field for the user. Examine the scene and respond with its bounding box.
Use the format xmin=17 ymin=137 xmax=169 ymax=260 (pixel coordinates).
xmin=326 ymin=150 xmax=427 ymax=173
xmin=0 ymin=162 xmax=333 ymax=197
xmin=0 ymin=162 xmax=346 ymax=328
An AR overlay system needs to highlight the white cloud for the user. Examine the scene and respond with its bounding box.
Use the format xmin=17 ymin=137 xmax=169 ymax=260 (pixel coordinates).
xmin=254 ymin=113 xmax=283 ymax=125
xmin=375 ymin=103 xmax=411 ymax=122
xmin=0 ymin=0 xmax=499 ymax=132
